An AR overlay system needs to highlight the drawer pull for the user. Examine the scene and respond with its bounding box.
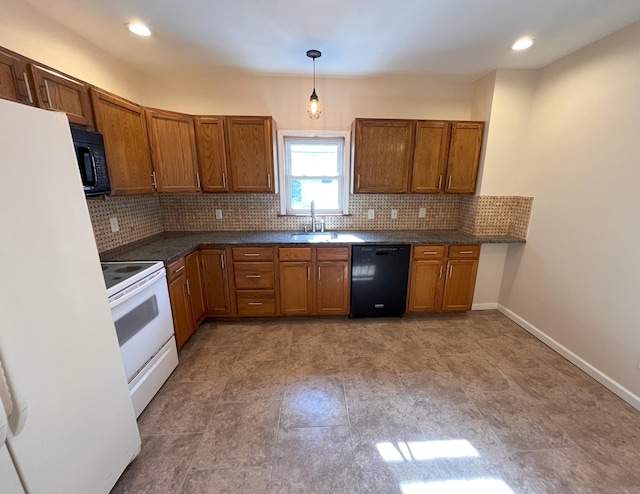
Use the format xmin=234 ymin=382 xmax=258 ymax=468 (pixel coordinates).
xmin=458 ymin=251 xmax=474 ymax=254
xmin=246 ymin=275 xmax=261 ymax=278
xmin=244 ymin=253 xmax=260 ymax=257
xmin=247 ymin=302 xmax=263 ymax=306
xmin=174 ymin=266 xmax=185 ymax=273
xmin=423 ymin=252 xmax=437 ymax=255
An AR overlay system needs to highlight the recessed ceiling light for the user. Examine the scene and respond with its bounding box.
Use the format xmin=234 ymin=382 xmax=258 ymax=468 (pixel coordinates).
xmin=511 ymin=37 xmax=535 ymax=51
xmin=126 ymin=22 xmax=151 ymax=37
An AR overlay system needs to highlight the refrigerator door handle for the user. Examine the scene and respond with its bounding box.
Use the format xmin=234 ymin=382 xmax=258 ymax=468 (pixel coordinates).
xmin=0 ymin=355 xmax=28 ymax=436
xmin=0 ymin=393 xmax=7 ymax=446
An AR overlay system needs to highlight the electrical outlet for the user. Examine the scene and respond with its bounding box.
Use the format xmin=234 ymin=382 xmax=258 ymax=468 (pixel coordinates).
xmin=419 ymin=207 xmax=426 ymax=218
xmin=391 ymin=209 xmax=398 ymax=219
xmin=109 ymin=217 xmax=120 ymax=233
xmin=215 ymin=209 xmax=223 ymax=220
xmin=367 ymin=209 xmax=375 ymax=220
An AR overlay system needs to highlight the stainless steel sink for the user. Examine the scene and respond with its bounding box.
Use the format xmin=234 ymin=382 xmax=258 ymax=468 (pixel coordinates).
xmin=289 ymin=232 xmax=339 ymax=242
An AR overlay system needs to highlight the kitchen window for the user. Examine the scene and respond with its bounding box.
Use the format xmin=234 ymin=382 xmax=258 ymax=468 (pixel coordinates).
xmin=277 ymin=130 xmax=350 ymax=215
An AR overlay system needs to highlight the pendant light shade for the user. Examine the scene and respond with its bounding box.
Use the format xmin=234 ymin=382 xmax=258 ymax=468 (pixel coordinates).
xmin=306 ymin=49 xmax=322 ymax=119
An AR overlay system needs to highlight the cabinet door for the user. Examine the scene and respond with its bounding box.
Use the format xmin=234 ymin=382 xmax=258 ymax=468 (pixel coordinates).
xmin=279 ymin=261 xmax=313 ymax=315
xmin=168 ymin=273 xmax=194 ymax=349
xmin=442 ymin=259 xmax=478 ymax=312
xmin=146 ymin=109 xmax=200 ymax=193
xmin=408 ymin=259 xmax=445 ymax=312
xmin=90 ymin=89 xmax=154 ymax=195
xmin=185 ymin=251 xmax=205 ymax=327
xmin=0 ymin=48 xmax=32 ymax=105
xmin=445 ymin=121 xmax=484 ymax=194
xmin=201 ymin=249 xmax=233 ymax=316
xmin=30 ymin=64 xmax=93 ymax=128
xmin=226 ymin=116 xmax=275 ymax=192
xmin=411 ymin=121 xmax=450 ymax=193
xmin=353 ymin=119 xmax=414 ymax=193
xmin=316 ymin=261 xmax=350 ymax=314
xmin=195 ymin=116 xmax=230 ymax=192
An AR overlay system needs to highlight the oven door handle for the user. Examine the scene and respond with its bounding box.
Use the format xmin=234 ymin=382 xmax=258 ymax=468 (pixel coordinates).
xmin=109 ymin=269 xmax=165 ymax=310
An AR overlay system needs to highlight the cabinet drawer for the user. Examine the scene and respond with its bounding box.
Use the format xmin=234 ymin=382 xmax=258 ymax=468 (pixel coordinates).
xmin=236 ymin=290 xmax=277 ymax=316
xmin=316 ymin=247 xmax=349 ymax=261
xmin=232 ymin=247 xmax=274 ymax=261
xmin=166 ymin=257 xmax=186 ymax=281
xmin=448 ymin=244 xmax=480 ymax=259
xmin=412 ymin=245 xmax=446 ymax=259
xmin=234 ymin=262 xmax=275 ymax=289
xmin=279 ymin=247 xmax=312 ymax=261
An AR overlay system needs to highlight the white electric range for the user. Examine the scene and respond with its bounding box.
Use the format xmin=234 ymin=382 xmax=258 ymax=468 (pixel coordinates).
xmin=101 ymin=261 xmax=178 ymax=417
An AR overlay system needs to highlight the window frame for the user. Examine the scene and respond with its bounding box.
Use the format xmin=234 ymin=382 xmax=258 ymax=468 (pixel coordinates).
xmin=277 ymin=130 xmax=351 ymax=215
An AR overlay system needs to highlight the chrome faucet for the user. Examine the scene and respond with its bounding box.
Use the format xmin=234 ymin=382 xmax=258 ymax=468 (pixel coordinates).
xmin=310 ymin=200 xmax=317 ymax=232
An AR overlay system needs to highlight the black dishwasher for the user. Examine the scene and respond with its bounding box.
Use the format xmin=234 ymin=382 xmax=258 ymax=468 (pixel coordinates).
xmin=350 ymin=245 xmax=411 ymax=317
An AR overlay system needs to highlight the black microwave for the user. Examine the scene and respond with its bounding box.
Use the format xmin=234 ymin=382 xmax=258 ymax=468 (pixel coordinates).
xmin=71 ymin=127 xmax=111 ymax=196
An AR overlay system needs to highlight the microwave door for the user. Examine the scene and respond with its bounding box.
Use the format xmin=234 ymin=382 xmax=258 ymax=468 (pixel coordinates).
xmin=77 ymin=146 xmax=96 ymax=187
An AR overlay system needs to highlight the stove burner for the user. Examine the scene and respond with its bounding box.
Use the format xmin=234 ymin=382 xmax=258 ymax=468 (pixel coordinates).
xmin=115 ymin=266 xmax=143 ymax=273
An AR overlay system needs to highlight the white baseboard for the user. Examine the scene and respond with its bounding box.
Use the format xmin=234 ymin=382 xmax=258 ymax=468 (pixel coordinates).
xmin=471 ymin=303 xmax=499 ymax=310
xmin=497 ymin=304 xmax=640 ymax=412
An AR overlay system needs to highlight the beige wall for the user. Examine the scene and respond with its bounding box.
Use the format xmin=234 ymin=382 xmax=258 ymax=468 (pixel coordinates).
xmin=477 ymin=70 xmax=537 ymax=195
xmin=0 ymin=0 xmax=145 ymax=102
xmin=498 ymin=21 xmax=640 ymax=402
xmin=142 ymin=67 xmax=473 ymax=130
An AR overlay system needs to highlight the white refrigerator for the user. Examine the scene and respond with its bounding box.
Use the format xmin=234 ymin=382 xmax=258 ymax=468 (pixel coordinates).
xmin=0 ymin=99 xmax=141 ymax=493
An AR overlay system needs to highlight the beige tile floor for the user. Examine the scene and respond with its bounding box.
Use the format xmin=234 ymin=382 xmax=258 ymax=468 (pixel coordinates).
xmin=112 ymin=311 xmax=640 ymax=493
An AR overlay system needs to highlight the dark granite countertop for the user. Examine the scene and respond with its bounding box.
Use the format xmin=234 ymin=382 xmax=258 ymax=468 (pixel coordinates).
xmin=100 ymin=230 xmax=524 ymax=263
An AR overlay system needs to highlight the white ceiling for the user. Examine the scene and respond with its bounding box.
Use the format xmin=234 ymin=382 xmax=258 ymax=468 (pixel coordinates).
xmin=24 ymin=0 xmax=640 ymax=79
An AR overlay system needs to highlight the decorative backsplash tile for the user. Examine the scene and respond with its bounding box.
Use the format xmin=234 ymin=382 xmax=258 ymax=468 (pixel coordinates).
xmin=86 ymin=195 xmax=163 ymax=252
xmin=88 ymin=193 xmax=533 ymax=252
xmin=458 ymin=195 xmax=533 ymax=238
xmin=159 ymin=194 xmax=460 ymax=231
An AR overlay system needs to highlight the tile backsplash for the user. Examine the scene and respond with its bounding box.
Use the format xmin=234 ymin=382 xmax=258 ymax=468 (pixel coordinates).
xmin=88 ymin=193 xmax=533 ymax=252
xmin=86 ymin=195 xmax=163 ymax=252
xmin=159 ymin=194 xmax=460 ymax=232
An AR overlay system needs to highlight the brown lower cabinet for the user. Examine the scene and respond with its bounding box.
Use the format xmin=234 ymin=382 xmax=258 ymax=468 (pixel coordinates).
xmin=278 ymin=246 xmax=350 ymax=315
xmin=167 ymin=257 xmax=194 ymax=349
xmin=166 ymin=242 xmax=478 ymax=347
xmin=167 ymin=253 xmax=205 ymax=349
xmin=231 ymin=247 xmax=278 ymax=316
xmin=408 ymin=244 xmax=480 ymax=313
xmin=200 ymin=249 xmax=233 ymax=316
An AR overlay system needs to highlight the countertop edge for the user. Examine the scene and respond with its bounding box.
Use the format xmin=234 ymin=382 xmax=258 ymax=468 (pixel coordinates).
xmin=100 ymin=230 xmax=525 ymax=264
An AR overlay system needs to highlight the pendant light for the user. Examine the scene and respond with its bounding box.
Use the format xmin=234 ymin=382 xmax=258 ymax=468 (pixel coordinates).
xmin=306 ymin=49 xmax=322 ymax=119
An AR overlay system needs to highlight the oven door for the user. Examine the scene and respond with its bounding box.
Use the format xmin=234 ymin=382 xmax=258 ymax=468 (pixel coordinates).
xmin=109 ymin=268 xmax=175 ymax=382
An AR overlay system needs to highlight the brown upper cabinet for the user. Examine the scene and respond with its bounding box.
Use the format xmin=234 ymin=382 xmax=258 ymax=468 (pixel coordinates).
xmin=411 ymin=120 xmax=484 ymax=194
xmin=194 ymin=116 xmax=229 ymax=192
xmin=0 ymin=48 xmax=33 ymax=105
xmin=354 ymin=118 xmax=484 ymax=195
xmin=90 ymin=89 xmax=155 ymax=195
xmin=30 ymin=64 xmax=93 ymax=128
xmin=444 ymin=122 xmax=484 ymax=194
xmin=225 ymin=116 xmax=276 ymax=193
xmin=145 ymin=108 xmax=200 ymax=193
xmin=410 ymin=121 xmax=451 ymax=193
xmin=352 ymin=119 xmax=414 ymax=193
